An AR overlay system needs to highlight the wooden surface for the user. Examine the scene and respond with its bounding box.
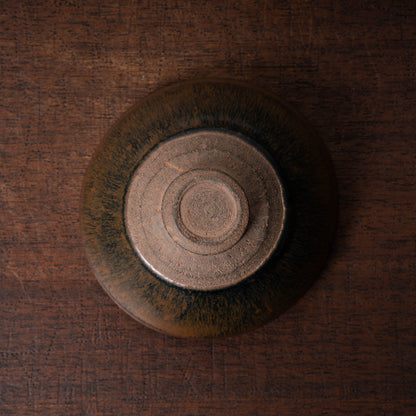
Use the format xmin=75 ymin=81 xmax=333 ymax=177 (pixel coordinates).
xmin=1 ymin=1 xmax=415 ymax=415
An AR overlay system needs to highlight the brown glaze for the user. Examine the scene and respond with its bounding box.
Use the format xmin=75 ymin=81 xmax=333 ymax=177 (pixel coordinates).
xmin=81 ymin=80 xmax=337 ymax=338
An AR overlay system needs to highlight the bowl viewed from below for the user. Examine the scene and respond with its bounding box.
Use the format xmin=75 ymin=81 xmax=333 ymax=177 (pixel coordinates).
xmin=81 ymin=80 xmax=337 ymax=338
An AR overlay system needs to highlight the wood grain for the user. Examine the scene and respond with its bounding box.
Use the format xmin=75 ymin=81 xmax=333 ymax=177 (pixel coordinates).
xmin=1 ymin=0 xmax=415 ymax=414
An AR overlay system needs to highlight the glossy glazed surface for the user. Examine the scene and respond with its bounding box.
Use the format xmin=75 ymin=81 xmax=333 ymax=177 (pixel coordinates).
xmin=81 ymin=80 xmax=337 ymax=337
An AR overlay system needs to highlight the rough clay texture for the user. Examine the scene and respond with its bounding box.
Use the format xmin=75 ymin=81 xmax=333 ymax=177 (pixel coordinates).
xmin=125 ymin=130 xmax=285 ymax=290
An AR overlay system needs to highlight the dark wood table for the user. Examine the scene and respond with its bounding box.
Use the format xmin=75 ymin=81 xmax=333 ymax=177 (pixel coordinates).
xmin=1 ymin=1 xmax=415 ymax=415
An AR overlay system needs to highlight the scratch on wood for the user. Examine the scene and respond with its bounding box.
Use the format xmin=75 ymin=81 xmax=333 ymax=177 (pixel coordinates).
xmin=5 ymin=265 xmax=33 ymax=304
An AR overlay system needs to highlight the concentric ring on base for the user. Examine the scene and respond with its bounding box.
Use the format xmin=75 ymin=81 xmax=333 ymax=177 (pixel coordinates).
xmin=162 ymin=169 xmax=250 ymax=255
xmin=125 ymin=130 xmax=286 ymax=290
